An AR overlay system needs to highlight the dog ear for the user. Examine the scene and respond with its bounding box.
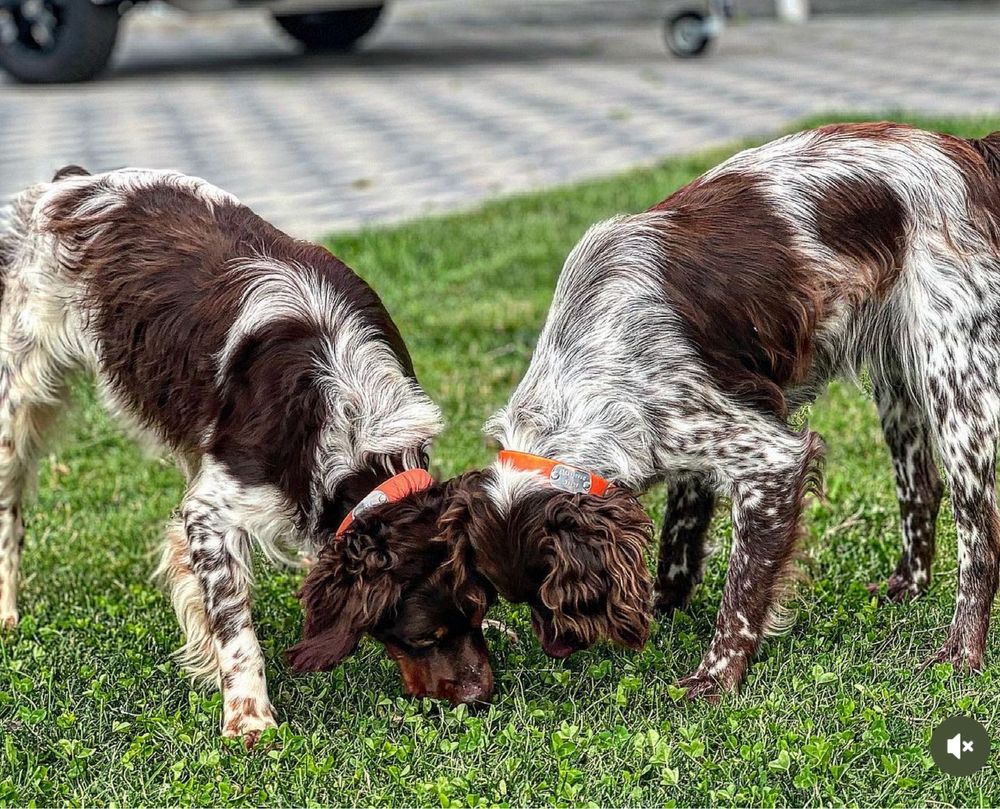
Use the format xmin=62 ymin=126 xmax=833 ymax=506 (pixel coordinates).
xmin=539 ymin=489 xmax=653 ymax=650
xmin=286 ymin=527 xmax=404 ymax=672
xmin=434 ymin=470 xmax=493 ymax=611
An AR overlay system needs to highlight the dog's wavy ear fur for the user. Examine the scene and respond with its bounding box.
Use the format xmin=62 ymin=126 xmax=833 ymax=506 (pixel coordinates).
xmin=286 ymin=472 xmax=489 ymax=672
xmin=433 ymin=470 xmax=492 ymax=614
xmin=538 ymin=488 xmax=654 ymax=650
xmin=286 ymin=524 xmax=405 ymax=672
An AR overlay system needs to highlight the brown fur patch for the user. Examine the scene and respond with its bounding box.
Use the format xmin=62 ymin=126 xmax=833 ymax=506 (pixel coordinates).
xmin=223 ymin=697 xmax=268 ymax=734
xmin=466 ymin=476 xmax=654 ymax=655
xmin=287 ymin=474 xmax=495 ymax=703
xmin=51 ymin=165 xmax=90 ymax=182
xmin=939 ymin=131 xmax=1000 ymax=248
xmin=646 ymin=150 xmax=913 ymax=416
xmin=648 ymin=174 xmax=820 ymax=415
xmin=41 ymin=176 xmax=413 ymax=517
xmin=812 ymin=175 xmax=909 ymax=300
xmin=813 ymin=121 xmax=910 ymax=142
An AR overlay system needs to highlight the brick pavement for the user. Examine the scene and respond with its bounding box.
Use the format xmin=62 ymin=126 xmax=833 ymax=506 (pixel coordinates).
xmin=1 ymin=1 xmax=998 ymax=237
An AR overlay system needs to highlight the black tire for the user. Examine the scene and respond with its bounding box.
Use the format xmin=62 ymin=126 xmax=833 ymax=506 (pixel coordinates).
xmin=664 ymin=11 xmax=713 ymax=58
xmin=0 ymin=0 xmax=120 ymax=83
xmin=274 ymin=5 xmax=384 ymax=52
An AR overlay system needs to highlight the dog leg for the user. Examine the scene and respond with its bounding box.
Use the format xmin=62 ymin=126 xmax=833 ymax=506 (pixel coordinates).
xmin=154 ymin=518 xmax=219 ymax=682
xmin=869 ymin=379 xmax=942 ymax=602
xmin=677 ymin=427 xmax=824 ymax=700
xmin=920 ymin=376 xmax=1000 ymax=672
xmin=182 ymin=467 xmax=277 ymax=747
xmin=0 ymin=441 xmax=26 ymax=630
xmin=654 ymin=474 xmax=716 ymax=613
xmin=0 ymin=394 xmax=65 ymax=629
xmin=0 ymin=335 xmax=71 ymax=628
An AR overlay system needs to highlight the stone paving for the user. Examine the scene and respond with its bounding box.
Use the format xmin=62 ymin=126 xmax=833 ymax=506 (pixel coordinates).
xmin=1 ymin=0 xmax=998 ymax=238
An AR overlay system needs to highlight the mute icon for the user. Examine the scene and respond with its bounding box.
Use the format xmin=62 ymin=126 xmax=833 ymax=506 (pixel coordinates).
xmin=932 ymin=717 xmax=990 ymax=776
xmin=946 ymin=733 xmax=975 ymax=760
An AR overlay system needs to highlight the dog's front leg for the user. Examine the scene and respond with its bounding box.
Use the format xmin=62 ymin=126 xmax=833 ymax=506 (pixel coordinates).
xmin=678 ymin=429 xmax=824 ymax=700
xmin=654 ymin=474 xmax=716 ymax=613
xmin=182 ymin=486 xmax=276 ymax=748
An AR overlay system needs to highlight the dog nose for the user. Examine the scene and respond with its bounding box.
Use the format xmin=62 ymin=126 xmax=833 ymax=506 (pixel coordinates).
xmin=449 ymin=666 xmax=494 ymax=706
xmin=454 ymin=683 xmax=492 ymax=706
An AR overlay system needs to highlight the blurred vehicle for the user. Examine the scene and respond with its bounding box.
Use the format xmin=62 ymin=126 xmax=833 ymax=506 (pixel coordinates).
xmin=0 ymin=0 xmax=386 ymax=83
xmin=664 ymin=0 xmax=732 ymax=57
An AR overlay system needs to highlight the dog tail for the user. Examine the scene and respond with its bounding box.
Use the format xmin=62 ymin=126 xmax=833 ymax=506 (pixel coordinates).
xmin=968 ymin=131 xmax=1000 ymax=178
xmin=2 ymin=167 xmax=92 ymax=305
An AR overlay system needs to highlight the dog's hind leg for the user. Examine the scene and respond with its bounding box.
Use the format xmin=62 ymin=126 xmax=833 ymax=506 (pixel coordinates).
xmin=0 ymin=235 xmax=76 ymax=628
xmin=920 ymin=361 xmax=1000 ymax=672
xmin=868 ymin=378 xmax=943 ymax=602
xmin=0 ymin=186 xmax=79 ymax=627
xmin=0 ymin=336 xmax=72 ymax=629
xmin=654 ymin=474 xmax=716 ymax=613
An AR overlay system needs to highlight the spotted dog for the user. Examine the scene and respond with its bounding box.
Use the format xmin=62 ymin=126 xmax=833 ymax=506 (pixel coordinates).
xmin=409 ymin=123 xmax=1000 ymax=697
xmin=0 ymin=167 xmax=494 ymax=746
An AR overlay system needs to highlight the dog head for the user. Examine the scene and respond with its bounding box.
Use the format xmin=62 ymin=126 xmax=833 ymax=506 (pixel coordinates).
xmin=287 ymin=473 xmax=496 ymax=705
xmin=427 ymin=467 xmax=653 ymax=658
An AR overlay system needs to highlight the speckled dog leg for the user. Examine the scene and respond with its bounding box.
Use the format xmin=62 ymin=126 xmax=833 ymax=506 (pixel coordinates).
xmin=654 ymin=474 xmax=716 ymax=613
xmin=676 ymin=426 xmax=824 ymax=700
xmin=869 ymin=379 xmax=943 ymax=602
xmin=921 ymin=357 xmax=1000 ymax=672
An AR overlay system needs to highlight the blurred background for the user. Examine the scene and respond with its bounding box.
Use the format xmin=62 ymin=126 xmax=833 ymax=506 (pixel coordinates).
xmin=0 ymin=0 xmax=997 ymax=237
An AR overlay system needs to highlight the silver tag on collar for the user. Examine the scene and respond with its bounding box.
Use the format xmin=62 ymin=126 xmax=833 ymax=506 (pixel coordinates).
xmin=352 ymin=489 xmax=389 ymax=519
xmin=549 ymin=464 xmax=593 ymax=494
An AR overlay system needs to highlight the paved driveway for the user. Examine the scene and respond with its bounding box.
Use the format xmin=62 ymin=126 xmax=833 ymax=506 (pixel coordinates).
xmin=1 ymin=1 xmax=998 ymax=237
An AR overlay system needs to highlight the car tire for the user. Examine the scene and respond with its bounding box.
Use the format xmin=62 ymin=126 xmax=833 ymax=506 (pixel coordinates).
xmin=0 ymin=0 xmax=120 ymax=84
xmin=274 ymin=5 xmax=384 ymax=52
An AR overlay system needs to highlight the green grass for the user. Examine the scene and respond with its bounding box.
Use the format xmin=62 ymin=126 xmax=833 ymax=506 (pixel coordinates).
xmin=3 ymin=113 xmax=1000 ymax=807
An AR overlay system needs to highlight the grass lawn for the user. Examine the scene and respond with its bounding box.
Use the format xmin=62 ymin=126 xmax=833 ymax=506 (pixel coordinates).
xmin=3 ymin=113 xmax=1000 ymax=807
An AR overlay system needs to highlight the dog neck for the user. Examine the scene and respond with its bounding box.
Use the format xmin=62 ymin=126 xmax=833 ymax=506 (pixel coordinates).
xmin=485 ymin=387 xmax=656 ymax=494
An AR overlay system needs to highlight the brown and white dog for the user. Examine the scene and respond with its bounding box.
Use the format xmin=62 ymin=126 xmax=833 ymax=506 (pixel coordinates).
xmin=0 ymin=167 xmax=493 ymax=746
xmin=398 ymin=123 xmax=1000 ymax=697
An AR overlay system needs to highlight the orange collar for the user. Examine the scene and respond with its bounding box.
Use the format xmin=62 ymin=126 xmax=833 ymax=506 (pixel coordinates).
xmin=497 ymin=450 xmax=614 ymax=497
xmin=336 ymin=468 xmax=435 ymax=537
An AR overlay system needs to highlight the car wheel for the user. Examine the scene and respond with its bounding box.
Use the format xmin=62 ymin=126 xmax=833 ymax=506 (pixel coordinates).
xmin=664 ymin=11 xmax=713 ymax=58
xmin=0 ymin=0 xmax=120 ymax=83
xmin=274 ymin=5 xmax=384 ymax=52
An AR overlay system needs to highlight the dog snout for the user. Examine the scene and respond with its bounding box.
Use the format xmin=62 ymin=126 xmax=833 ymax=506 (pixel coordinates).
xmin=447 ymin=658 xmax=494 ymax=706
xmin=389 ymin=632 xmax=495 ymax=705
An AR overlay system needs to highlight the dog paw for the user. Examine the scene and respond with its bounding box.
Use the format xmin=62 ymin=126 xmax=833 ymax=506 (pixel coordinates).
xmin=866 ymin=574 xmax=924 ymax=604
xmin=223 ymin=700 xmax=277 ymax=750
xmin=652 ymin=586 xmax=691 ymax=616
xmin=0 ymin=611 xmax=18 ymax=631
xmin=676 ymin=670 xmax=723 ymax=704
xmin=919 ymin=639 xmax=983 ymax=674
